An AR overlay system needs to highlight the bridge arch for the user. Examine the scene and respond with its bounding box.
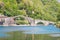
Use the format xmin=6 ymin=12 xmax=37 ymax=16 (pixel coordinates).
xmin=35 ymin=20 xmax=54 ymax=26
xmin=37 ymin=22 xmax=44 ymax=25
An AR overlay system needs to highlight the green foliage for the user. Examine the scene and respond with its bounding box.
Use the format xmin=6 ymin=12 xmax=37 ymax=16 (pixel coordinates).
xmin=56 ymin=21 xmax=60 ymax=28
xmin=57 ymin=13 xmax=60 ymax=21
xmin=15 ymin=17 xmax=25 ymax=20
xmin=16 ymin=20 xmax=29 ymax=25
xmin=0 ymin=0 xmax=60 ymax=22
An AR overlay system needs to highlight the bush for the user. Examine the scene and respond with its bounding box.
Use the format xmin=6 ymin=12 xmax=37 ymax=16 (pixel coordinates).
xmin=15 ymin=17 xmax=25 ymax=20
xmin=16 ymin=20 xmax=29 ymax=25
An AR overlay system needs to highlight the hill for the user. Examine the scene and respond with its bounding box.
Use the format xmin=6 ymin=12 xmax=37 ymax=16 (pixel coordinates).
xmin=0 ymin=0 xmax=60 ymax=22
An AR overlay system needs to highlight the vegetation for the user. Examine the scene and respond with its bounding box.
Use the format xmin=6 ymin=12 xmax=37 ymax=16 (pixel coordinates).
xmin=14 ymin=17 xmax=29 ymax=25
xmin=0 ymin=0 xmax=60 ymax=40
xmin=56 ymin=21 xmax=60 ymax=28
xmin=0 ymin=0 xmax=60 ymax=22
xmin=16 ymin=20 xmax=29 ymax=25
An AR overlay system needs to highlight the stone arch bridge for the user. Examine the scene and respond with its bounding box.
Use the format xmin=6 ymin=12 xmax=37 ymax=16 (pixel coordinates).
xmin=13 ymin=15 xmax=55 ymax=26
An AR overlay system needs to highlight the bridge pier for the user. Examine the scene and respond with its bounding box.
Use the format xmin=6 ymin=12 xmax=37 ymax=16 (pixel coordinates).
xmin=44 ymin=22 xmax=49 ymax=26
xmin=30 ymin=20 xmax=36 ymax=26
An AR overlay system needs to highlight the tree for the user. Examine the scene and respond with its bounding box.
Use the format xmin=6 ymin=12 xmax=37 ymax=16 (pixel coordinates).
xmin=0 ymin=0 xmax=60 ymax=22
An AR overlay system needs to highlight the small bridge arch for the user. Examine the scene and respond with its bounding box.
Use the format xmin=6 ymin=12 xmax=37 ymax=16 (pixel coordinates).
xmin=13 ymin=15 xmax=35 ymax=26
xmin=35 ymin=20 xmax=54 ymax=26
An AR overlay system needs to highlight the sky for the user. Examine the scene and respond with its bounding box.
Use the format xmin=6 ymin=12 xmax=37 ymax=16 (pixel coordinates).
xmin=58 ymin=0 xmax=60 ymax=2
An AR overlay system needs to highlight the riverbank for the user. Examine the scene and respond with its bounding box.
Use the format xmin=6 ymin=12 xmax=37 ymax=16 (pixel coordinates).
xmin=0 ymin=24 xmax=30 ymax=26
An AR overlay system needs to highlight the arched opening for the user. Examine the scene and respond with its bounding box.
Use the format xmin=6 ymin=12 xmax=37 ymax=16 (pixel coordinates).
xmin=0 ymin=22 xmax=3 ymax=25
xmin=48 ymin=23 xmax=54 ymax=25
xmin=14 ymin=17 xmax=29 ymax=25
xmin=37 ymin=22 xmax=44 ymax=25
xmin=0 ymin=19 xmax=5 ymax=25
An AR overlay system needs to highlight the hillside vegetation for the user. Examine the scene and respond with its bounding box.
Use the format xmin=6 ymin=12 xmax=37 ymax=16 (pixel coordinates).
xmin=0 ymin=0 xmax=60 ymax=22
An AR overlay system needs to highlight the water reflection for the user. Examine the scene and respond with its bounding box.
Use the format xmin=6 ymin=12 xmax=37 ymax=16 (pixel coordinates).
xmin=0 ymin=25 xmax=60 ymax=37
xmin=49 ymin=34 xmax=60 ymax=37
xmin=0 ymin=33 xmax=10 ymax=38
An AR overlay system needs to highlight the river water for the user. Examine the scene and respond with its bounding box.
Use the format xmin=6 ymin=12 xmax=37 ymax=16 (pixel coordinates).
xmin=0 ymin=25 xmax=60 ymax=37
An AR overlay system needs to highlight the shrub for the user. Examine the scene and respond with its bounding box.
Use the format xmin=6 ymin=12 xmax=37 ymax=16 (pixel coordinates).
xmin=56 ymin=21 xmax=60 ymax=28
xmin=16 ymin=20 xmax=29 ymax=25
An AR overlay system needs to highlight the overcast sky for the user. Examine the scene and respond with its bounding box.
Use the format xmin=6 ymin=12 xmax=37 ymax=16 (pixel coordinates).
xmin=57 ymin=0 xmax=60 ymax=2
